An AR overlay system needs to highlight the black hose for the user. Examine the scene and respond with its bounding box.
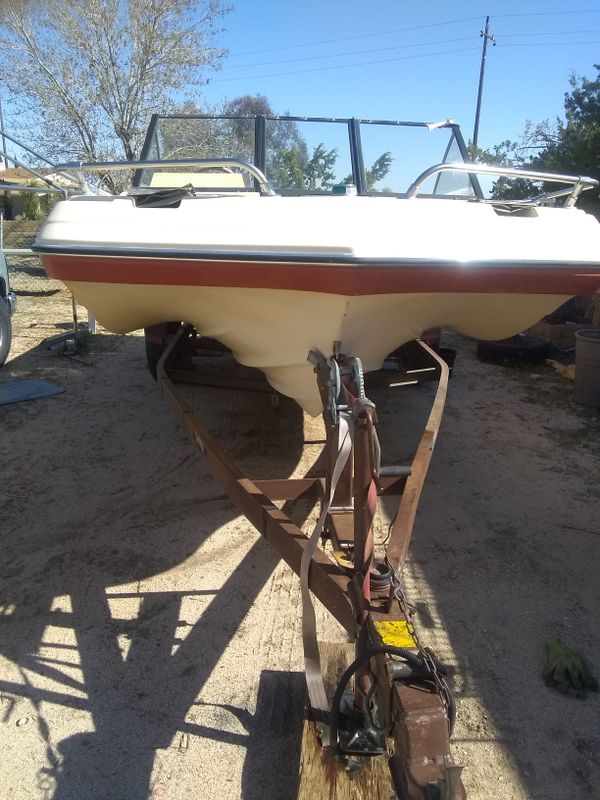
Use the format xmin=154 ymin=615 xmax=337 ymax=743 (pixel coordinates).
xmin=329 ymin=645 xmax=456 ymax=754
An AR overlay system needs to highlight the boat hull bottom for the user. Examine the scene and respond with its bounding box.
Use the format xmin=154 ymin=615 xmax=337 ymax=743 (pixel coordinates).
xmin=66 ymin=281 xmax=571 ymax=414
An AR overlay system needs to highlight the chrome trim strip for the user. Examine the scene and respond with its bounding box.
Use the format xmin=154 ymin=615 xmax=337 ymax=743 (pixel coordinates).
xmin=31 ymin=243 xmax=600 ymax=270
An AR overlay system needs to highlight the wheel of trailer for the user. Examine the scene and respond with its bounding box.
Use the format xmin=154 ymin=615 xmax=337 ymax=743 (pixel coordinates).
xmin=144 ymin=322 xmax=182 ymax=379
xmin=0 ymin=299 xmax=12 ymax=368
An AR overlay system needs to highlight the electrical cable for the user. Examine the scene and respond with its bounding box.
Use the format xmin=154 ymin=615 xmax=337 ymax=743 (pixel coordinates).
xmin=210 ymin=46 xmax=480 ymax=83
xmin=227 ymin=9 xmax=600 ymax=60
xmin=222 ymin=35 xmax=477 ymax=70
xmin=499 ymin=40 xmax=600 ymax=48
xmin=329 ymin=644 xmax=456 ymax=755
xmin=494 ymin=9 xmax=600 ymax=18
xmin=227 ymin=16 xmax=484 ymax=58
xmin=500 ymin=28 xmax=600 ymax=37
xmin=223 ymin=29 xmax=600 ymax=73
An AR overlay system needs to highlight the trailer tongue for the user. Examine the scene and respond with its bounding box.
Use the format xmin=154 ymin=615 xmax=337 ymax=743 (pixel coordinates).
xmin=157 ymin=326 xmax=463 ymax=799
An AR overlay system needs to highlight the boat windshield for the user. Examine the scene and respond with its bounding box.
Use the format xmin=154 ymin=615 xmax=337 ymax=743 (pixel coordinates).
xmin=137 ymin=115 xmax=480 ymax=198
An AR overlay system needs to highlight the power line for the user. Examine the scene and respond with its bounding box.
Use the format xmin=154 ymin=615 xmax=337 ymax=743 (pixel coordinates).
xmin=226 ymin=16 xmax=482 ymax=57
xmin=499 ymin=40 xmax=600 ymax=47
xmin=213 ymin=36 xmax=600 ymax=84
xmin=222 ymin=36 xmax=477 ymax=70
xmin=500 ymin=29 xmax=600 ymax=37
xmin=210 ymin=46 xmax=481 ymax=83
xmin=213 ymin=12 xmax=600 ymax=84
xmin=222 ymin=29 xmax=600 ymax=71
xmin=226 ymin=10 xmax=600 ymax=59
xmin=494 ymin=9 xmax=600 ymax=17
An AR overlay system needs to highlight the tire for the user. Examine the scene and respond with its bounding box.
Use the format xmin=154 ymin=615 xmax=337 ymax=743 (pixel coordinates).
xmin=476 ymin=333 xmax=549 ymax=364
xmin=0 ymin=299 xmax=12 ymax=368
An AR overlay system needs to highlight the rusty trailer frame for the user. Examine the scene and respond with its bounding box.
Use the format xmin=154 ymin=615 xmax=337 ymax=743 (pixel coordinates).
xmin=156 ymin=327 xmax=465 ymax=800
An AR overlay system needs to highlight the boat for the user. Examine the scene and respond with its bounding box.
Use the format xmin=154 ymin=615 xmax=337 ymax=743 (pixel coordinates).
xmin=15 ymin=118 xmax=600 ymax=796
xmin=32 ymin=114 xmax=600 ymax=414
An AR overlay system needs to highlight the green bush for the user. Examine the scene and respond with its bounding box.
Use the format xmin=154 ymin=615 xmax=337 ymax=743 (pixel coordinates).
xmin=18 ymin=180 xmax=61 ymax=219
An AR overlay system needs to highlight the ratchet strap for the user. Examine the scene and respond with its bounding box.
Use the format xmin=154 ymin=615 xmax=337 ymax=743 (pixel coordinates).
xmin=300 ymin=410 xmax=354 ymax=747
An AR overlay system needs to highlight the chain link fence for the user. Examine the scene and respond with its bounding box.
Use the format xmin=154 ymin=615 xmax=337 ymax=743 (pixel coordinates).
xmin=1 ymin=217 xmax=64 ymax=295
xmin=1 ymin=215 xmax=87 ymax=337
xmin=6 ymin=253 xmax=66 ymax=296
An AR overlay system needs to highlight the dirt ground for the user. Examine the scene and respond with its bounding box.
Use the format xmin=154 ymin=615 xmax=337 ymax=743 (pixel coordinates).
xmin=1 ymin=280 xmax=599 ymax=800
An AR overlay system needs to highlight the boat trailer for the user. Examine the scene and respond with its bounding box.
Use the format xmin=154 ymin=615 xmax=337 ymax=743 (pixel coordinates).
xmin=155 ymin=326 xmax=464 ymax=800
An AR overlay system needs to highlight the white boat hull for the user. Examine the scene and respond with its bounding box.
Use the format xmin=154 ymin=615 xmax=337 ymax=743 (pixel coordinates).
xmin=35 ymin=194 xmax=600 ymax=414
xmin=64 ymin=280 xmax=571 ymax=414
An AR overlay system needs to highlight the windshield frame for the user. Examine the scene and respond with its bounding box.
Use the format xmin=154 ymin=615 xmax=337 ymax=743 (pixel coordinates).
xmin=135 ymin=114 xmax=483 ymax=199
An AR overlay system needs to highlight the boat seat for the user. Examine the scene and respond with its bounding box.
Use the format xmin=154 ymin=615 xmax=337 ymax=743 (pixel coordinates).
xmin=150 ymin=170 xmax=247 ymax=189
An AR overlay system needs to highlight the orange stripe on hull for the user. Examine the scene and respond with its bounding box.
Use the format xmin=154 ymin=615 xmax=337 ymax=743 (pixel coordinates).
xmin=40 ymin=253 xmax=600 ymax=296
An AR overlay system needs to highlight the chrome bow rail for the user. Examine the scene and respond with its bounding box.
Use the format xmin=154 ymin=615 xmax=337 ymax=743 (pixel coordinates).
xmin=52 ymin=158 xmax=276 ymax=196
xmin=406 ymin=162 xmax=599 ymax=207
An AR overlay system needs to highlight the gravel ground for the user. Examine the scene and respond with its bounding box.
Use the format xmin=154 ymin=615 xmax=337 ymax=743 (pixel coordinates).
xmin=1 ymin=281 xmax=599 ymax=800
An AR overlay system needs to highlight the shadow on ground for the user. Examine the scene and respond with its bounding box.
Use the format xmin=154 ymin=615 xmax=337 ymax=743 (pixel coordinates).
xmin=0 ymin=339 xmax=308 ymax=800
xmin=3 ymin=335 xmax=598 ymax=800
xmin=375 ymin=341 xmax=600 ymax=799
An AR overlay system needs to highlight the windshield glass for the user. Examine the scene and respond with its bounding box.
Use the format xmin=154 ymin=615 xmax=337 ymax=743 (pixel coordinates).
xmin=137 ymin=115 xmax=478 ymax=197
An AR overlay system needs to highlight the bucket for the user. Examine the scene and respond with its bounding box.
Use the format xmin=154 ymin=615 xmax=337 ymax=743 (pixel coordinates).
xmin=574 ymin=328 xmax=600 ymax=407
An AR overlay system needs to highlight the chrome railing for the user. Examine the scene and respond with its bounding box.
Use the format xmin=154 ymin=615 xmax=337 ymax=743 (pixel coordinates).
xmin=53 ymin=158 xmax=277 ymax=196
xmin=0 ymin=128 xmax=82 ymax=194
xmin=0 ymin=148 xmax=71 ymax=196
xmin=406 ymin=162 xmax=599 ymax=207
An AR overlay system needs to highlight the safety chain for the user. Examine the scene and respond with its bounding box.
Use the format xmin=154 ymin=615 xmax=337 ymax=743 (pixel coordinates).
xmin=391 ymin=572 xmax=453 ymax=731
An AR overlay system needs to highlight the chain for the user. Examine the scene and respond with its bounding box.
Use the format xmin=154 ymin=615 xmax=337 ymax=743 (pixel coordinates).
xmin=392 ymin=573 xmax=453 ymax=729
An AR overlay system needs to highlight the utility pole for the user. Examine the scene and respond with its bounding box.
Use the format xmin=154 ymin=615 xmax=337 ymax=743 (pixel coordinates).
xmin=0 ymin=97 xmax=7 ymax=170
xmin=472 ymin=16 xmax=495 ymax=149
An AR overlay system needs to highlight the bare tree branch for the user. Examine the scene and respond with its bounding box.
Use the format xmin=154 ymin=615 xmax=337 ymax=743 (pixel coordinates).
xmin=0 ymin=0 xmax=229 ymax=165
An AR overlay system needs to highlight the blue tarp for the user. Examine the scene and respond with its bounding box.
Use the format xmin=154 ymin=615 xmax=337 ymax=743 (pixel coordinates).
xmin=0 ymin=379 xmax=64 ymax=406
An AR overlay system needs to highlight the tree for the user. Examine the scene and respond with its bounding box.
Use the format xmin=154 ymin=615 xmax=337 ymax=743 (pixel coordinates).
xmin=153 ymin=101 xmax=224 ymax=161
xmin=219 ymin=95 xmax=268 ymax=161
xmin=366 ymin=151 xmax=393 ymax=191
xmin=160 ymin=93 xmax=393 ymax=193
xmin=342 ymin=151 xmax=393 ymax=192
xmin=468 ymin=138 xmax=537 ymax=200
xmin=0 ymin=0 xmax=229 ymax=165
xmin=479 ymin=65 xmax=600 ymax=201
xmin=18 ymin=180 xmax=59 ymax=219
xmin=220 ymin=94 xmax=316 ymax=191
xmin=222 ymin=94 xmax=273 ymax=119
xmin=531 ymin=67 xmax=600 ymax=179
xmin=270 ymin=145 xmax=308 ymax=190
xmin=304 ymin=143 xmax=337 ymax=191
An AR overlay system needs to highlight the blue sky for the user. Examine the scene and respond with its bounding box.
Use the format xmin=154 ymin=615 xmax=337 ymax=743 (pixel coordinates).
xmin=201 ymin=1 xmax=600 ymax=150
